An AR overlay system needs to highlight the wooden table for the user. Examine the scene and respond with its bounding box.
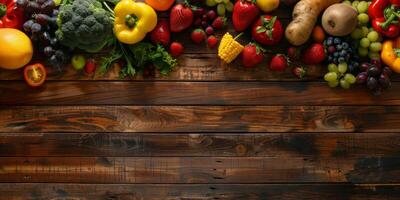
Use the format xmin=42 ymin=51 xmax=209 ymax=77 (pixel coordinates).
xmin=0 ymin=5 xmax=400 ymax=200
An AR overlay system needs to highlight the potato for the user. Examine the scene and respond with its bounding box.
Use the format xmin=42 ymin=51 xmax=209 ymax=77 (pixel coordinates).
xmin=285 ymin=0 xmax=342 ymax=46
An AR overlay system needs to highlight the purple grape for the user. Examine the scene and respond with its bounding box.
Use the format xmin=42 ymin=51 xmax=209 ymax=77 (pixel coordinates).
xmin=35 ymin=14 xmax=49 ymax=25
xmin=328 ymin=46 xmax=336 ymax=54
xmin=379 ymin=74 xmax=391 ymax=89
xmin=367 ymin=77 xmax=378 ymax=90
xmin=356 ymin=72 xmax=368 ymax=84
xmin=367 ymin=67 xmax=381 ymax=77
xmin=360 ymin=62 xmax=372 ymax=72
xmin=383 ymin=67 xmax=392 ymax=77
xmin=16 ymin=0 xmax=28 ymax=9
xmin=40 ymin=1 xmax=55 ymax=15
xmin=36 ymin=0 xmax=47 ymax=5
xmin=43 ymin=46 xmax=55 ymax=57
xmin=31 ymin=23 xmax=42 ymax=33
xmin=23 ymin=20 xmax=34 ymax=32
xmin=371 ymin=59 xmax=382 ymax=69
xmin=26 ymin=1 xmax=40 ymax=14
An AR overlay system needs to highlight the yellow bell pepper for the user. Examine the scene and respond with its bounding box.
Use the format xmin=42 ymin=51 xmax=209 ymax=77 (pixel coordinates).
xmin=218 ymin=32 xmax=244 ymax=63
xmin=114 ymin=0 xmax=157 ymax=44
xmin=381 ymin=37 xmax=400 ymax=73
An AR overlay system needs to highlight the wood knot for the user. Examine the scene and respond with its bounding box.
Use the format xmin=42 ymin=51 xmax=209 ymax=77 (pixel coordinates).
xmin=235 ymin=144 xmax=247 ymax=156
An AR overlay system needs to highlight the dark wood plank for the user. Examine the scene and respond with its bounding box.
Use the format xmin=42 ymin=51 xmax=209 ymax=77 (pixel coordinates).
xmin=0 ymin=132 xmax=399 ymax=157
xmin=0 ymin=156 xmax=399 ymax=183
xmin=0 ymin=106 xmax=399 ymax=133
xmin=1 ymin=81 xmax=399 ymax=105
xmin=0 ymin=183 xmax=399 ymax=200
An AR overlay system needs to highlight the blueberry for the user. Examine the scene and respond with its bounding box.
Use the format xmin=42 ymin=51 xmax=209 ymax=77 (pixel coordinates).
xmin=342 ymin=42 xmax=349 ymax=49
xmin=323 ymin=40 xmax=327 ymax=46
xmin=328 ymin=56 xmax=333 ymax=62
xmin=333 ymin=58 xmax=338 ymax=64
xmin=348 ymin=64 xmax=354 ymax=72
xmin=340 ymin=50 xmax=348 ymax=56
xmin=338 ymin=57 xmax=345 ymax=63
xmin=326 ymin=37 xmax=333 ymax=46
xmin=336 ymin=44 xmax=343 ymax=50
xmin=334 ymin=52 xmax=339 ymax=57
xmin=354 ymin=62 xmax=359 ymax=67
xmin=334 ymin=38 xmax=341 ymax=44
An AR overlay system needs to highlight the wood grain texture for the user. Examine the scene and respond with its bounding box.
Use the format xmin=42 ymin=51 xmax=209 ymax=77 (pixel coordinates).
xmin=0 ymin=132 xmax=399 ymax=157
xmin=1 ymin=81 xmax=400 ymax=105
xmin=0 ymin=156 xmax=398 ymax=183
xmin=0 ymin=183 xmax=399 ymax=200
xmin=0 ymin=106 xmax=399 ymax=133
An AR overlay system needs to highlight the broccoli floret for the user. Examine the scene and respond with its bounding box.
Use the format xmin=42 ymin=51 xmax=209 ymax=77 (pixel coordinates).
xmin=56 ymin=0 xmax=113 ymax=53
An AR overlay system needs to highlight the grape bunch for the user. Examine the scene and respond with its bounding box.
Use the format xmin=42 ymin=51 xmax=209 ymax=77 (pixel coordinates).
xmin=205 ymin=0 xmax=233 ymax=16
xmin=346 ymin=0 xmax=383 ymax=59
xmin=324 ymin=62 xmax=357 ymax=89
xmin=324 ymin=36 xmax=360 ymax=73
xmin=356 ymin=60 xmax=392 ymax=95
xmin=17 ymin=0 xmax=71 ymax=73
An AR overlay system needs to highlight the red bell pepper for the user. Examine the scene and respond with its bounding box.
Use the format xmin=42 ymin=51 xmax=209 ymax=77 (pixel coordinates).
xmin=368 ymin=0 xmax=400 ymax=38
xmin=0 ymin=0 xmax=24 ymax=29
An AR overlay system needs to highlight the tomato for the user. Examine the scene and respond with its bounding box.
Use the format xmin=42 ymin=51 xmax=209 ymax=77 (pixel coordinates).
xmin=0 ymin=28 xmax=33 ymax=70
xmin=24 ymin=63 xmax=46 ymax=87
xmin=145 ymin=0 xmax=174 ymax=11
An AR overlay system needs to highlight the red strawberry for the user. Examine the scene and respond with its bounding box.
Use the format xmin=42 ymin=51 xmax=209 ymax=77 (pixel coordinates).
xmin=252 ymin=15 xmax=283 ymax=46
xmin=191 ymin=29 xmax=206 ymax=44
xmin=205 ymin=26 xmax=214 ymax=35
xmin=170 ymin=42 xmax=184 ymax=58
xmin=292 ymin=66 xmax=306 ymax=79
xmin=207 ymin=35 xmax=219 ymax=49
xmin=170 ymin=4 xmax=194 ymax=33
xmin=150 ymin=19 xmax=170 ymax=47
xmin=85 ymin=59 xmax=96 ymax=74
xmin=287 ymin=46 xmax=300 ymax=61
xmin=269 ymin=54 xmax=288 ymax=71
xmin=233 ymin=0 xmax=260 ymax=32
xmin=301 ymin=43 xmax=326 ymax=65
xmin=241 ymin=43 xmax=265 ymax=68
xmin=211 ymin=17 xmax=227 ymax=29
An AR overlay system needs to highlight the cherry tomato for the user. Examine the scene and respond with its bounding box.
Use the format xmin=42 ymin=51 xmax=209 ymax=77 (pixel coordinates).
xmin=23 ymin=63 xmax=46 ymax=87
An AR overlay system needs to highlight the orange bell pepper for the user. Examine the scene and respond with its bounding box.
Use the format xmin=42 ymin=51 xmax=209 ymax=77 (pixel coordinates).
xmin=145 ymin=0 xmax=175 ymax=11
xmin=381 ymin=37 xmax=400 ymax=73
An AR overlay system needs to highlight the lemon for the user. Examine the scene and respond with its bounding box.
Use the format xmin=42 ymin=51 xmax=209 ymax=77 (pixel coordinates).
xmin=0 ymin=28 xmax=33 ymax=70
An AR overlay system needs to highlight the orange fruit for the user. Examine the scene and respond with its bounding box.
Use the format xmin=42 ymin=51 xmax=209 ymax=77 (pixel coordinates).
xmin=312 ymin=26 xmax=326 ymax=43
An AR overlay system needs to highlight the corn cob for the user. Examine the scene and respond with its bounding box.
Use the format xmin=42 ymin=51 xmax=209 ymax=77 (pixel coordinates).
xmin=218 ymin=32 xmax=244 ymax=63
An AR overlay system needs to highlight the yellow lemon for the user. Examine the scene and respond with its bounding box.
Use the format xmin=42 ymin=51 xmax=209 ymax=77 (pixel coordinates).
xmin=0 ymin=28 xmax=33 ymax=70
xmin=257 ymin=0 xmax=280 ymax=13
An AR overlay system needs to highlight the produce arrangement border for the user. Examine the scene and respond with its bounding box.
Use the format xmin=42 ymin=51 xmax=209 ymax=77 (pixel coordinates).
xmin=0 ymin=0 xmax=397 ymax=95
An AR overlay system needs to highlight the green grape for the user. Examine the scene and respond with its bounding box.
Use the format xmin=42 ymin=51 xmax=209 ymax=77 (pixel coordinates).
xmin=222 ymin=0 xmax=230 ymax=3
xmin=206 ymin=0 xmax=217 ymax=6
xmin=369 ymin=52 xmax=380 ymax=59
xmin=217 ymin=3 xmax=226 ymax=16
xmin=358 ymin=47 xmax=369 ymax=57
xmin=343 ymin=0 xmax=352 ymax=6
xmin=338 ymin=62 xmax=348 ymax=74
xmin=344 ymin=73 xmax=356 ymax=84
xmin=328 ymin=80 xmax=339 ymax=88
xmin=225 ymin=1 xmax=234 ymax=12
xmin=357 ymin=1 xmax=369 ymax=13
xmin=340 ymin=78 xmax=351 ymax=89
xmin=352 ymin=1 xmax=360 ymax=8
xmin=324 ymin=72 xmax=338 ymax=82
xmin=369 ymin=42 xmax=382 ymax=52
xmin=360 ymin=37 xmax=370 ymax=48
xmin=358 ymin=13 xmax=369 ymax=24
xmin=351 ymin=28 xmax=363 ymax=39
xmin=367 ymin=31 xmax=379 ymax=42
xmin=328 ymin=63 xmax=339 ymax=73
xmin=215 ymin=0 xmax=223 ymax=3
xmin=361 ymin=26 xmax=369 ymax=37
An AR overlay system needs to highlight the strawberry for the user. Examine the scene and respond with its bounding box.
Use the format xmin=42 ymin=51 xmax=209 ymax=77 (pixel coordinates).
xmin=150 ymin=19 xmax=170 ymax=47
xmin=205 ymin=26 xmax=214 ymax=35
xmin=170 ymin=4 xmax=194 ymax=33
xmin=241 ymin=43 xmax=265 ymax=68
xmin=287 ymin=46 xmax=300 ymax=61
xmin=211 ymin=17 xmax=227 ymax=30
xmin=233 ymin=0 xmax=260 ymax=32
xmin=191 ymin=29 xmax=206 ymax=44
xmin=207 ymin=35 xmax=219 ymax=49
xmin=292 ymin=66 xmax=306 ymax=79
xmin=85 ymin=59 xmax=96 ymax=74
xmin=252 ymin=15 xmax=283 ymax=46
xmin=269 ymin=54 xmax=288 ymax=71
xmin=301 ymin=43 xmax=326 ymax=65
xmin=170 ymin=42 xmax=184 ymax=58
